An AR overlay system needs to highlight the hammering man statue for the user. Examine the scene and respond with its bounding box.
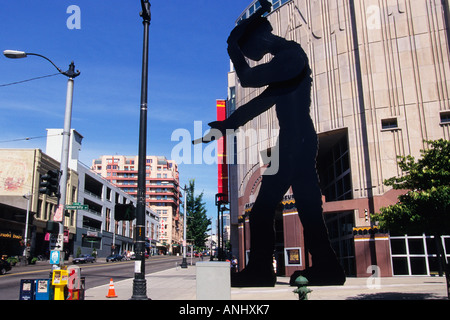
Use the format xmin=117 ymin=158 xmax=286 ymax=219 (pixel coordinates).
xmin=200 ymin=0 xmax=346 ymax=287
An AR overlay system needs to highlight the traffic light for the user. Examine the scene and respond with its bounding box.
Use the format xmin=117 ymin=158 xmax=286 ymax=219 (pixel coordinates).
xmin=39 ymin=169 xmax=61 ymax=198
xmin=46 ymin=221 xmax=60 ymax=234
xmin=115 ymin=203 xmax=136 ymax=221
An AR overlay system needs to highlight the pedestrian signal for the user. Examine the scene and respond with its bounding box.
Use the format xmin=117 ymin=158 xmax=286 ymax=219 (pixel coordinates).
xmin=114 ymin=203 xmax=136 ymax=221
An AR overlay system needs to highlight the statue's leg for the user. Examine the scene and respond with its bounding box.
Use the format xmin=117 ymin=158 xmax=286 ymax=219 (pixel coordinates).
xmin=290 ymin=155 xmax=346 ymax=286
xmin=231 ymin=160 xmax=290 ymax=287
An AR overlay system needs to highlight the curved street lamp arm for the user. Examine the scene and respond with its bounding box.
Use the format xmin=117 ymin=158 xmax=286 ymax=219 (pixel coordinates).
xmin=26 ymin=53 xmax=63 ymax=73
xmin=27 ymin=53 xmax=80 ymax=79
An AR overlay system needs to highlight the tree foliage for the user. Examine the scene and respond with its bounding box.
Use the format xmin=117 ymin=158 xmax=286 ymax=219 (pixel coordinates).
xmin=185 ymin=179 xmax=211 ymax=250
xmin=374 ymin=185 xmax=450 ymax=235
xmin=373 ymin=139 xmax=450 ymax=297
xmin=372 ymin=139 xmax=450 ymax=235
xmin=383 ymin=139 xmax=450 ymax=191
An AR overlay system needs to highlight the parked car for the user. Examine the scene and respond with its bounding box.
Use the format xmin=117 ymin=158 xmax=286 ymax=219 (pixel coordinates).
xmin=73 ymin=254 xmax=96 ymax=264
xmin=0 ymin=259 xmax=11 ymax=275
xmin=129 ymin=252 xmax=149 ymax=259
xmin=106 ymin=254 xmax=123 ymax=262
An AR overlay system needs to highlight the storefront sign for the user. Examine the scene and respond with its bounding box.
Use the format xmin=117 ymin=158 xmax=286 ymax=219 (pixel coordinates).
xmin=53 ymin=204 xmax=64 ymax=222
xmin=285 ymin=247 xmax=302 ymax=266
xmin=0 ymin=231 xmax=23 ymax=240
xmin=244 ymin=202 xmax=254 ymax=213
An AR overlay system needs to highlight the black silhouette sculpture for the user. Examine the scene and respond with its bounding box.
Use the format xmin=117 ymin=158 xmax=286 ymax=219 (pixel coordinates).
xmin=201 ymin=0 xmax=346 ymax=287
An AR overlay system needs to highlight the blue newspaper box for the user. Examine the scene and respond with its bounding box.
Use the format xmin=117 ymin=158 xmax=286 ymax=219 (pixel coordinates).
xmin=19 ymin=279 xmax=35 ymax=300
xmin=35 ymin=279 xmax=53 ymax=300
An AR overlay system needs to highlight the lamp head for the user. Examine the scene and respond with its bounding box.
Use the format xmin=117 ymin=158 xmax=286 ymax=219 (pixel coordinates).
xmin=3 ymin=50 xmax=27 ymax=59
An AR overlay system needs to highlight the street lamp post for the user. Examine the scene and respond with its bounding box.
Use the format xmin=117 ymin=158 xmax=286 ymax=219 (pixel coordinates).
xmin=3 ymin=50 xmax=80 ymax=270
xmin=215 ymin=195 xmax=221 ymax=260
xmin=180 ymin=185 xmax=188 ymax=268
xmin=131 ymin=0 xmax=151 ymax=300
xmin=210 ymin=226 xmax=214 ymax=261
xmin=220 ymin=205 xmax=230 ymax=259
xmin=215 ymin=193 xmax=228 ymax=261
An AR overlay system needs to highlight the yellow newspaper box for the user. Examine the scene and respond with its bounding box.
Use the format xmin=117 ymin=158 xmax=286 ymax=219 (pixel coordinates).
xmin=52 ymin=269 xmax=68 ymax=300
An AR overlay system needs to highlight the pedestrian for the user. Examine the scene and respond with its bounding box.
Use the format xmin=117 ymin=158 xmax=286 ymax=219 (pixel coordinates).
xmin=231 ymin=256 xmax=238 ymax=273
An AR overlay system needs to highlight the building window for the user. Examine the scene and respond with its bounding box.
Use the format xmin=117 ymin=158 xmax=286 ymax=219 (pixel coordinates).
xmin=228 ymin=87 xmax=236 ymax=115
xmin=319 ymin=135 xmax=352 ymax=201
xmin=390 ymin=234 xmax=450 ymax=276
xmin=324 ymin=211 xmax=355 ymax=276
xmin=37 ymin=199 xmax=42 ymax=219
xmin=440 ymin=111 xmax=450 ymax=125
xmin=106 ymin=208 xmax=111 ymax=232
xmin=381 ymin=118 xmax=398 ymax=130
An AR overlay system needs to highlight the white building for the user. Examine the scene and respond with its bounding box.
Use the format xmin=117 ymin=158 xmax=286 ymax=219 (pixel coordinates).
xmin=45 ymin=129 xmax=160 ymax=257
xmin=76 ymin=163 xmax=160 ymax=257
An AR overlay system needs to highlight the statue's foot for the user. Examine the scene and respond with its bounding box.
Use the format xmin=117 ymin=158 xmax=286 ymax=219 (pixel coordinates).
xmin=231 ymin=266 xmax=276 ymax=287
xmin=289 ymin=264 xmax=346 ymax=286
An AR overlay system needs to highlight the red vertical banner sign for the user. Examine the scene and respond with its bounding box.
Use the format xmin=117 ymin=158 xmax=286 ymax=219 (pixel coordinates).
xmin=216 ymin=99 xmax=228 ymax=202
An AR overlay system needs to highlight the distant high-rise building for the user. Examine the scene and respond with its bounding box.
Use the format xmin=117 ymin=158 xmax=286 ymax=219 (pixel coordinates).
xmin=92 ymin=155 xmax=182 ymax=254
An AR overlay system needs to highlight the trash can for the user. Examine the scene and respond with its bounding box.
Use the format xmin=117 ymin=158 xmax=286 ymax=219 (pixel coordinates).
xmin=35 ymin=279 xmax=53 ymax=300
xmin=19 ymin=279 xmax=35 ymax=300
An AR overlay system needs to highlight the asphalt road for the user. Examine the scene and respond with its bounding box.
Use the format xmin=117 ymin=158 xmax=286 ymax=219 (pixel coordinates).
xmin=0 ymin=255 xmax=190 ymax=300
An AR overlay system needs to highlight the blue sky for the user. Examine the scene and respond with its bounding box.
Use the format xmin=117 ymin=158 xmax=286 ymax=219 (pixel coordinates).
xmin=0 ymin=1 xmax=249 ymax=224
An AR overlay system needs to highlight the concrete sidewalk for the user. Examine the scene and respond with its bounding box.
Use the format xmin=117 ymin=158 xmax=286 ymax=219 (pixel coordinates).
xmin=85 ymin=263 xmax=448 ymax=300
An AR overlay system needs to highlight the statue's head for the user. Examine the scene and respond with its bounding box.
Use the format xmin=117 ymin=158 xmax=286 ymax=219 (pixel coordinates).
xmin=238 ymin=17 xmax=274 ymax=61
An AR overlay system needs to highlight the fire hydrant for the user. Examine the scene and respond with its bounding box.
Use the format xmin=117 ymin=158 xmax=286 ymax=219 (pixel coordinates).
xmin=293 ymin=276 xmax=311 ymax=300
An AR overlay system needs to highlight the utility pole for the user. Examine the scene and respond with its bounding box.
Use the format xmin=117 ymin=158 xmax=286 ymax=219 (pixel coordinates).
xmin=3 ymin=50 xmax=80 ymax=271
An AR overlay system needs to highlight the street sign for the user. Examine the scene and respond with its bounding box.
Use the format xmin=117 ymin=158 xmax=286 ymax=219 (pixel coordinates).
xmin=49 ymin=233 xmax=64 ymax=251
xmin=65 ymin=204 xmax=88 ymax=210
xmin=53 ymin=204 xmax=64 ymax=222
xmin=49 ymin=250 xmax=61 ymax=265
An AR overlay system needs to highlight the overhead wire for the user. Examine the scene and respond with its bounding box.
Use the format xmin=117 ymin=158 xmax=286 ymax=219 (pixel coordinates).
xmin=0 ymin=72 xmax=61 ymax=88
xmin=0 ymin=133 xmax=62 ymax=144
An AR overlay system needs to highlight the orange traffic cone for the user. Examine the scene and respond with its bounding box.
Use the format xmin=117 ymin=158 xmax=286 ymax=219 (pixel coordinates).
xmin=106 ymin=278 xmax=118 ymax=298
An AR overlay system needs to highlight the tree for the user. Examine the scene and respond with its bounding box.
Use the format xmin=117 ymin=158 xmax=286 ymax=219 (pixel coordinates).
xmin=372 ymin=139 xmax=450 ymax=298
xmin=185 ymin=179 xmax=211 ymax=251
xmin=373 ymin=139 xmax=450 ymax=234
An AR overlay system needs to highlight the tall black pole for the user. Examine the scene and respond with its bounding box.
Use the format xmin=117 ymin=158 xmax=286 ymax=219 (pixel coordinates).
xmin=132 ymin=0 xmax=151 ymax=300
xmin=215 ymin=194 xmax=221 ymax=260
xmin=181 ymin=185 xmax=188 ymax=268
